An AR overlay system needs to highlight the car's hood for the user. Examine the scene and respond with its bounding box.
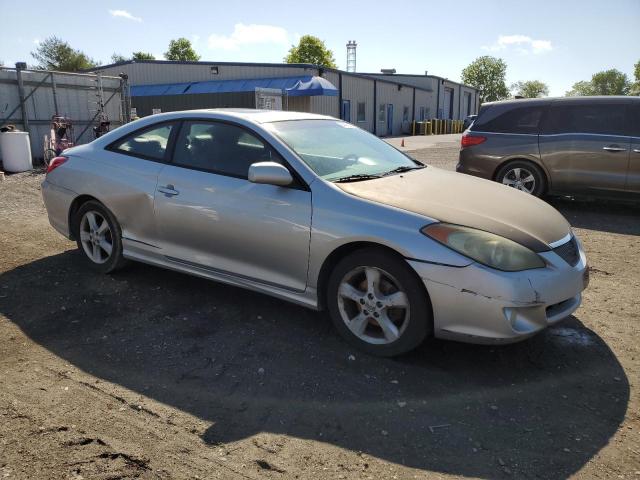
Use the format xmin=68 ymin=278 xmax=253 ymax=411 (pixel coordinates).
xmin=336 ymin=167 xmax=570 ymax=252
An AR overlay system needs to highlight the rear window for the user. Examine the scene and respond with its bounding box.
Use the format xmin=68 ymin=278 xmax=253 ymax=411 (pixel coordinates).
xmin=472 ymin=105 xmax=543 ymax=134
xmin=542 ymin=103 xmax=626 ymax=136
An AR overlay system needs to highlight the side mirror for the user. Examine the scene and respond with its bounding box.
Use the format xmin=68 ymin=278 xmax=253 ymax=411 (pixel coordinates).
xmin=248 ymin=161 xmax=293 ymax=187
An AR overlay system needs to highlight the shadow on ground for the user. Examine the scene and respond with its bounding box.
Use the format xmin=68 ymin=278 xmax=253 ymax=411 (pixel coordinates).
xmin=550 ymin=196 xmax=640 ymax=236
xmin=0 ymin=245 xmax=628 ymax=478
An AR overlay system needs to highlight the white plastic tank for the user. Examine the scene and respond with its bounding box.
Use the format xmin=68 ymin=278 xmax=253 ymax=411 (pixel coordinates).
xmin=0 ymin=131 xmax=33 ymax=172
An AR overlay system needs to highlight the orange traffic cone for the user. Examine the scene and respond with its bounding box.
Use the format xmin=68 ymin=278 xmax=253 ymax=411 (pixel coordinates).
xmin=401 ymin=138 xmax=405 ymax=147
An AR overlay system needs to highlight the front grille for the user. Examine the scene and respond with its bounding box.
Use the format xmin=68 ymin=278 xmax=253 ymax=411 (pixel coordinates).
xmin=553 ymin=236 xmax=580 ymax=266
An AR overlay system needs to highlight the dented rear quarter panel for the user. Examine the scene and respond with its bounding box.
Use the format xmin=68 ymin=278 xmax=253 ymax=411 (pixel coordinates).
xmin=46 ymin=143 xmax=163 ymax=247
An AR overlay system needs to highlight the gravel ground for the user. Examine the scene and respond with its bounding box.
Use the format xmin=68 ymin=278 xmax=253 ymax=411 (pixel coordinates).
xmin=0 ymin=145 xmax=639 ymax=480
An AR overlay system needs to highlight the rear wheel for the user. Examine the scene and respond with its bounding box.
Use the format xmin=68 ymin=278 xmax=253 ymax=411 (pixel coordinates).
xmin=74 ymin=201 xmax=127 ymax=273
xmin=495 ymin=160 xmax=546 ymax=197
xmin=327 ymin=248 xmax=431 ymax=357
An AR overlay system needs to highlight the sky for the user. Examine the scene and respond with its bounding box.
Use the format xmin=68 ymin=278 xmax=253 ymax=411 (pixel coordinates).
xmin=1 ymin=0 xmax=638 ymax=96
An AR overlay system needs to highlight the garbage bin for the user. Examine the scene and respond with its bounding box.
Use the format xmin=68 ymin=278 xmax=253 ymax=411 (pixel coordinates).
xmin=0 ymin=131 xmax=32 ymax=172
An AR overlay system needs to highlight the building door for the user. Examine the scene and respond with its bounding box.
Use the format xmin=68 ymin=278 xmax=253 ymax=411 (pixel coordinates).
xmin=387 ymin=104 xmax=394 ymax=135
xmin=341 ymin=100 xmax=351 ymax=122
xmin=443 ymin=88 xmax=454 ymax=119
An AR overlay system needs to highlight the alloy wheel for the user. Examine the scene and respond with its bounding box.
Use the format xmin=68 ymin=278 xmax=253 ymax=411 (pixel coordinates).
xmin=337 ymin=266 xmax=410 ymax=345
xmin=502 ymin=167 xmax=536 ymax=193
xmin=79 ymin=211 xmax=113 ymax=264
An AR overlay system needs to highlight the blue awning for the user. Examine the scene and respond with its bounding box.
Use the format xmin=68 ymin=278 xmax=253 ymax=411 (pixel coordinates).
xmin=130 ymin=75 xmax=338 ymax=97
xmin=285 ymin=76 xmax=339 ymax=97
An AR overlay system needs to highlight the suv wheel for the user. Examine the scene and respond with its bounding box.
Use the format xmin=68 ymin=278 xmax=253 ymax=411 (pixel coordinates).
xmin=496 ymin=160 xmax=546 ymax=197
xmin=326 ymin=248 xmax=431 ymax=357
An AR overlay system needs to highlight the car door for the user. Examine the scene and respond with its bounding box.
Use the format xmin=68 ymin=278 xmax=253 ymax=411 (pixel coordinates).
xmin=628 ymin=102 xmax=640 ymax=193
xmin=539 ymin=100 xmax=630 ymax=194
xmin=103 ymin=121 xmax=178 ymax=249
xmin=153 ymin=119 xmax=312 ymax=292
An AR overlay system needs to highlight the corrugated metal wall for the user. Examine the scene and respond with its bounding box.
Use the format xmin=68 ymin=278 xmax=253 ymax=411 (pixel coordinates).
xmin=341 ymin=74 xmax=375 ymax=132
xmin=0 ymin=68 xmax=123 ymax=159
xmin=132 ymin=92 xmax=255 ymax=116
xmin=96 ymin=62 xmax=319 ymax=85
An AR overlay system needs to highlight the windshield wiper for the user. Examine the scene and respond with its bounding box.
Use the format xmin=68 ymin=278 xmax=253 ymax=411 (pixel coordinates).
xmin=382 ymin=165 xmax=425 ymax=176
xmin=332 ymin=173 xmax=384 ymax=183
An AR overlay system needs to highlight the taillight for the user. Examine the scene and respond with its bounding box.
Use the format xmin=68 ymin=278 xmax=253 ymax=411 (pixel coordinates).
xmin=461 ymin=133 xmax=487 ymax=148
xmin=46 ymin=156 xmax=68 ymax=174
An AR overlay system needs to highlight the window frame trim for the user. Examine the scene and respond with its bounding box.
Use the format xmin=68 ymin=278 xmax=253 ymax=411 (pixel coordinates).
xmin=105 ymin=120 xmax=180 ymax=163
xmin=167 ymin=117 xmax=310 ymax=191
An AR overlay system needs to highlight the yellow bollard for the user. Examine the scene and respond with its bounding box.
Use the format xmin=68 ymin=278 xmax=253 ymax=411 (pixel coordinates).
xmin=426 ymin=121 xmax=431 ymax=135
xmin=412 ymin=121 xmax=416 ymax=136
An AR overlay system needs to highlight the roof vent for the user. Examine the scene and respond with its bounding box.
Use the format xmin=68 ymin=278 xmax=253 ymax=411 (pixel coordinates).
xmin=380 ymin=68 xmax=396 ymax=74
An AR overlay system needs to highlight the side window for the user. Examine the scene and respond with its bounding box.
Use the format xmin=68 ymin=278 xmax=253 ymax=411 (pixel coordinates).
xmin=475 ymin=106 xmax=543 ymax=134
xmin=402 ymin=106 xmax=410 ymax=122
xmin=172 ymin=121 xmax=281 ymax=178
xmin=545 ymin=103 xmax=626 ymax=136
xmin=112 ymin=123 xmax=174 ymax=160
xmin=378 ymin=104 xmax=386 ymax=122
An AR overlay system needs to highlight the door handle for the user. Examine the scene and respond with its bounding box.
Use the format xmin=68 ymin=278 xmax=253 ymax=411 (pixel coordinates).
xmin=633 ymin=149 xmax=640 ymax=154
xmin=158 ymin=184 xmax=179 ymax=196
xmin=602 ymin=146 xmax=627 ymax=152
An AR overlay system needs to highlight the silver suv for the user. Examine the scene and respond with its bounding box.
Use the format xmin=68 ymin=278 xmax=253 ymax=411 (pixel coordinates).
xmin=457 ymin=96 xmax=640 ymax=198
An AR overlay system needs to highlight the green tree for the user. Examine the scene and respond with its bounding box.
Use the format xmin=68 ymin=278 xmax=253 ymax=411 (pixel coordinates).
xmin=591 ymin=69 xmax=629 ymax=95
xmin=111 ymin=53 xmax=127 ymax=63
xmin=31 ymin=36 xmax=97 ymax=71
xmin=511 ymin=80 xmax=549 ymax=98
xmin=164 ymin=38 xmax=200 ymax=61
xmin=131 ymin=51 xmax=155 ymax=61
xmin=566 ymin=69 xmax=630 ymax=96
xmin=566 ymin=80 xmax=595 ymax=96
xmin=461 ymin=56 xmax=509 ymax=103
xmin=285 ymin=35 xmax=337 ymax=68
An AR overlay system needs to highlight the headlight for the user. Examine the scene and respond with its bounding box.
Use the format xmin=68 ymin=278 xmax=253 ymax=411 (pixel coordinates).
xmin=421 ymin=223 xmax=545 ymax=272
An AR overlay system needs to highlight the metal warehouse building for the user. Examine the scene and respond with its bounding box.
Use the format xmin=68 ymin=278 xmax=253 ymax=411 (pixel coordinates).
xmin=91 ymin=60 xmax=478 ymax=137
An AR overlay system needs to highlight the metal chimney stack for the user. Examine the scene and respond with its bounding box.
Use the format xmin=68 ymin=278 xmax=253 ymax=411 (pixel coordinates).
xmin=346 ymin=41 xmax=357 ymax=73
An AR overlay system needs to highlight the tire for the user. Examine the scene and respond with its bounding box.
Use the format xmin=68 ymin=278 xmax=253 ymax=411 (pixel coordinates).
xmin=326 ymin=248 xmax=432 ymax=357
xmin=74 ymin=200 xmax=127 ymax=274
xmin=495 ymin=160 xmax=547 ymax=197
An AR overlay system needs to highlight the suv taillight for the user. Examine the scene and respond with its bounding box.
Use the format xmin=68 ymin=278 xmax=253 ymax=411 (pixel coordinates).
xmin=46 ymin=156 xmax=68 ymax=174
xmin=461 ymin=133 xmax=487 ymax=148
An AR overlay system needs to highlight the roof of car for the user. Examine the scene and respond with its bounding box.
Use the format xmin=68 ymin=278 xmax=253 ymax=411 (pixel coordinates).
xmin=482 ymin=96 xmax=639 ymax=108
xmin=156 ymin=108 xmax=334 ymax=124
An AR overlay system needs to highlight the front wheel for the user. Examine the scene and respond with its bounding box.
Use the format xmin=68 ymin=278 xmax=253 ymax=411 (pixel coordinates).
xmin=495 ymin=160 xmax=546 ymax=197
xmin=326 ymin=248 xmax=431 ymax=357
xmin=74 ymin=201 xmax=127 ymax=273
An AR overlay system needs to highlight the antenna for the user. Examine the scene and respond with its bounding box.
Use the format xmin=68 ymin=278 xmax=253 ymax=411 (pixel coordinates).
xmin=346 ymin=40 xmax=357 ymax=73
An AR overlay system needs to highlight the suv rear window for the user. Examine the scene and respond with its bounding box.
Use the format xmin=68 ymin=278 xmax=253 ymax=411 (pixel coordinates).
xmin=472 ymin=106 xmax=543 ymax=134
xmin=543 ymin=103 xmax=626 ymax=136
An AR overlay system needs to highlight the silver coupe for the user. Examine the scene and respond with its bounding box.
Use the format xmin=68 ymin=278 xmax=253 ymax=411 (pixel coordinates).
xmin=42 ymin=109 xmax=589 ymax=356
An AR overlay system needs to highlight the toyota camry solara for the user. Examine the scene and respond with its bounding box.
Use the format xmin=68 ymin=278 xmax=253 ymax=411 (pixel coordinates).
xmin=42 ymin=109 xmax=589 ymax=356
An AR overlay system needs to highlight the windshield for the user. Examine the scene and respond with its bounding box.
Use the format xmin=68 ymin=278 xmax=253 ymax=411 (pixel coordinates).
xmin=266 ymin=119 xmax=421 ymax=181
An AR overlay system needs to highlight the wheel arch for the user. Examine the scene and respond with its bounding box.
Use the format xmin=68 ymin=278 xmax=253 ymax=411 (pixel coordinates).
xmin=68 ymin=194 xmax=102 ymax=240
xmin=315 ymin=241 xmax=433 ymax=323
xmin=492 ymin=156 xmax=551 ymax=193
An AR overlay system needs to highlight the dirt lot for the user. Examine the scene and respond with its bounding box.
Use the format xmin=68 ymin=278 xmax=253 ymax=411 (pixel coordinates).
xmin=1 ymin=142 xmax=639 ymax=480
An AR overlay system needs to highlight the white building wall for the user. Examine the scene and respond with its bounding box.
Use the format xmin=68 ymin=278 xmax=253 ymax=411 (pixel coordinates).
xmin=375 ymin=82 xmax=414 ymax=136
xmin=95 ymin=62 xmax=319 ymax=85
xmin=340 ymin=74 xmax=375 ymax=132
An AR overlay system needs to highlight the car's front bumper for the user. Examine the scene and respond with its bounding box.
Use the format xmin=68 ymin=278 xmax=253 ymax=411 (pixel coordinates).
xmin=407 ymin=242 xmax=588 ymax=344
